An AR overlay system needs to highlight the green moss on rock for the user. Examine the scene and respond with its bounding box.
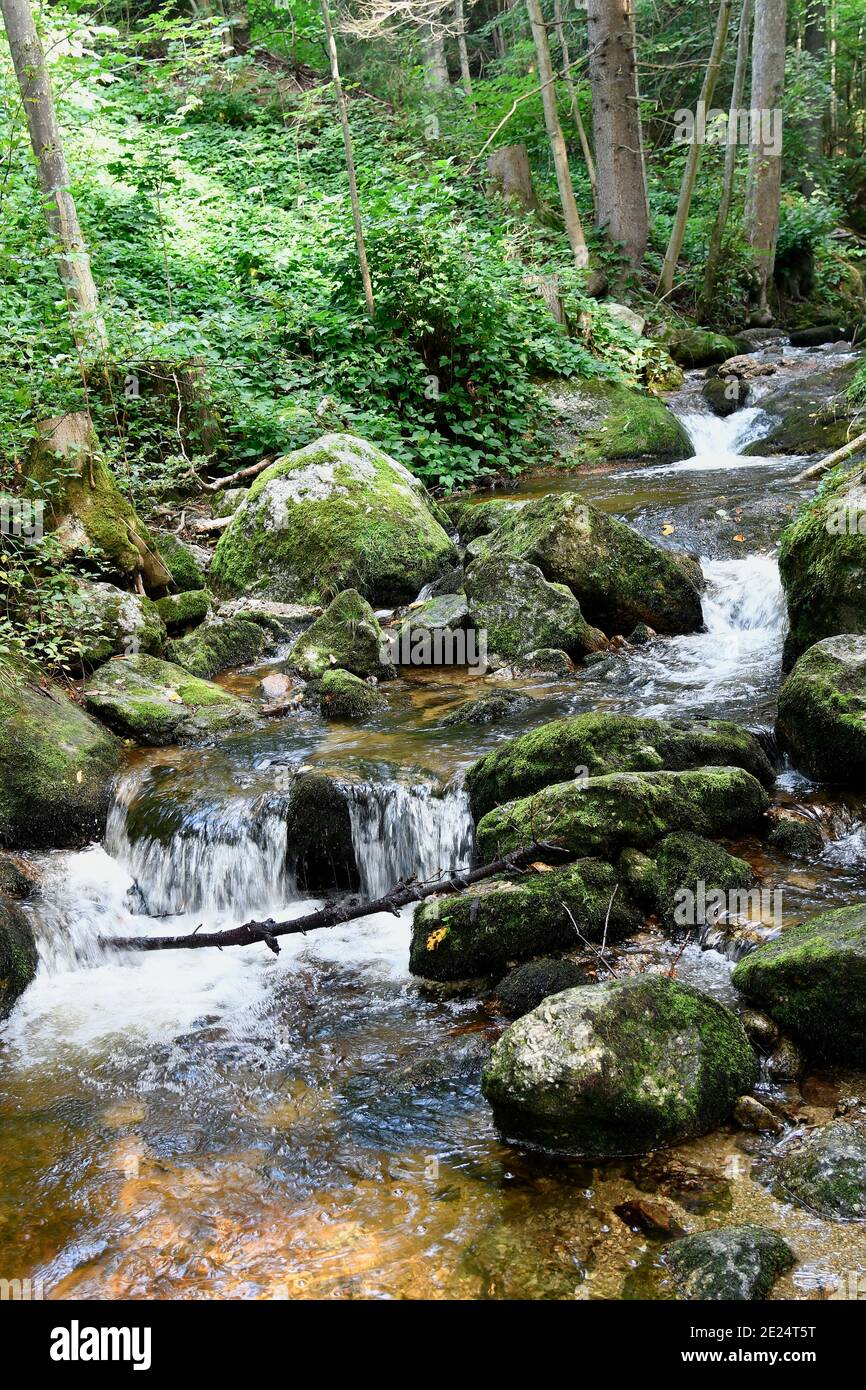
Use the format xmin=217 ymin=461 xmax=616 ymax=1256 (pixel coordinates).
xmin=290 ymin=589 xmax=390 ymax=680
xmin=775 ymin=1122 xmax=866 ymax=1220
xmin=0 ymin=893 xmax=38 ymax=1019
xmin=410 ymin=860 xmax=642 ymax=981
xmin=744 ymin=363 xmax=858 ymax=457
xmin=653 ymin=832 xmax=753 ymax=932
xmin=778 ymin=464 xmax=866 ymax=664
xmin=83 ymin=654 xmax=255 ymax=746
xmin=153 ymin=533 xmax=208 ymax=593
xmin=664 ymin=1226 xmax=794 ymax=1300
xmin=285 ymin=772 xmax=358 ymax=892
xmin=441 ymin=689 xmax=535 ymax=727
xmin=465 ymin=555 xmax=607 ymax=660
xmin=541 ymin=377 xmax=692 ymax=465
xmin=153 ymin=589 xmax=212 ymax=634
xmin=481 ymin=974 xmax=757 ymax=1157
xmin=475 ymin=767 xmax=768 ymax=862
xmin=72 ymin=579 xmax=167 ymax=667
xmin=314 ymin=669 xmax=386 ymax=720
xmin=495 ymin=958 xmax=587 ymax=1018
xmin=466 ymin=712 xmax=774 ymax=820
xmin=776 ymin=635 xmax=866 ymax=783
xmin=732 ymin=903 xmax=866 ymax=1063
xmin=0 ymin=661 xmax=120 ymax=849
xmin=210 ymin=432 xmax=456 ymax=605
xmin=168 ymin=616 xmax=266 ymax=679
xmin=661 ymin=327 xmax=739 ymax=368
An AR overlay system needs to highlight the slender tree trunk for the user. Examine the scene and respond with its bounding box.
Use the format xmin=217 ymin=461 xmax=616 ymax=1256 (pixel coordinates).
xmin=422 ymin=30 xmax=449 ymax=89
xmin=553 ymin=0 xmax=597 ymax=212
xmin=454 ymin=0 xmax=475 ymax=110
xmin=585 ymin=0 xmax=649 ymax=273
xmin=525 ymin=0 xmax=589 ymax=269
xmin=319 ymin=0 xmax=375 ymax=316
xmin=801 ymin=0 xmax=825 ymax=192
xmin=745 ymin=0 xmax=787 ymax=317
xmin=1 ymin=0 xmax=108 ymax=360
xmin=657 ymin=0 xmax=733 ymax=297
xmin=701 ymin=0 xmax=754 ymax=315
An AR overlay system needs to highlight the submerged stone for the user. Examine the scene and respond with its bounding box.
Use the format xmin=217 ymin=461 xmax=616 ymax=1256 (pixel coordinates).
xmin=775 ymin=1122 xmax=866 ymax=1220
xmin=663 ymin=1225 xmax=793 ymax=1300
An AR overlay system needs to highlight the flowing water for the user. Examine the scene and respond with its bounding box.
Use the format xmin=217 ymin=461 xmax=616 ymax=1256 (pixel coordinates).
xmin=3 ymin=344 xmax=866 ymax=1300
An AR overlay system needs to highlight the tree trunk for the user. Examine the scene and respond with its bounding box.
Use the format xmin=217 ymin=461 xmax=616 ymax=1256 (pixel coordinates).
xmin=657 ymin=0 xmax=733 ymax=298
xmin=801 ymin=0 xmax=825 ymax=192
xmin=553 ymin=0 xmax=597 ymax=212
xmin=319 ymin=0 xmax=375 ymax=316
xmin=701 ymin=0 xmax=754 ymax=316
xmin=585 ymin=0 xmax=649 ymax=272
xmin=486 ymin=143 xmax=540 ymax=211
xmin=422 ymin=31 xmax=449 ymax=89
xmin=0 ymin=0 xmax=108 ymax=360
xmin=454 ymin=0 xmax=475 ymax=109
xmin=525 ymin=0 xmax=589 ymax=270
xmin=745 ymin=0 xmax=787 ymax=317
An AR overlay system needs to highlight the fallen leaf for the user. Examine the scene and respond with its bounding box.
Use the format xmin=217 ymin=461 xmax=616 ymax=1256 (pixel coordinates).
xmin=733 ymin=533 xmax=745 ymax=543
xmin=530 ymin=861 xmax=554 ymax=873
xmin=661 ymin=522 xmax=675 ymax=535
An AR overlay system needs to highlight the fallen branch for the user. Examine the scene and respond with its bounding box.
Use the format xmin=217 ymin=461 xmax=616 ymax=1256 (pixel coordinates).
xmin=203 ymin=456 xmax=277 ymax=492
xmin=792 ymin=427 xmax=866 ymax=484
xmin=188 ymin=514 xmax=232 ymax=534
xmin=99 ymin=841 xmax=560 ymax=954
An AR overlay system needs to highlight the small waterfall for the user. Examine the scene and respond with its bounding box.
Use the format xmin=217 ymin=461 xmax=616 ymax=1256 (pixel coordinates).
xmin=106 ymin=789 xmax=292 ymax=917
xmin=701 ymin=553 xmax=787 ymax=636
xmin=345 ymin=782 xmax=474 ymax=899
xmin=676 ymin=406 xmax=774 ymax=459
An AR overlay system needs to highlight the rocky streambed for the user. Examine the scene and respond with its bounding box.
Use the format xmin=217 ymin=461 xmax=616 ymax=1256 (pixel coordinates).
xmin=2 ymin=340 xmax=866 ymax=1300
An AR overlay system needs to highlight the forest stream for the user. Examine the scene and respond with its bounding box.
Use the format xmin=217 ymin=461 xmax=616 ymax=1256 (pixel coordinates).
xmin=3 ymin=340 xmax=866 ymax=1301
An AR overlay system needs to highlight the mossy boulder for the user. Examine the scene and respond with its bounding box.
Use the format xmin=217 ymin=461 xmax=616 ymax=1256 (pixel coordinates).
xmin=27 ymin=413 xmax=170 ymax=592
xmin=775 ymin=1122 xmax=866 ymax=1220
xmin=153 ymin=532 xmax=209 ymax=593
xmin=409 ymin=860 xmax=642 ymax=982
xmin=541 ymin=377 xmax=692 ymax=465
xmin=778 ymin=465 xmax=866 ymax=664
xmin=465 ymin=712 xmax=774 ymax=820
xmin=744 ymin=363 xmax=858 ymax=456
xmin=285 ymin=772 xmax=358 ymax=892
xmin=72 ymin=579 xmax=167 ymax=667
xmin=153 ymin=589 xmax=212 ymax=635
xmin=660 ymin=327 xmax=739 ymax=368
xmin=664 ymin=1226 xmax=794 ymax=1300
xmin=652 ymin=832 xmax=753 ymax=932
xmin=168 ymin=616 xmax=266 ymax=679
xmin=83 ymin=654 xmax=255 ymax=746
xmin=0 ymin=662 xmax=120 ymax=849
xmin=289 ymin=589 xmax=390 ymax=680
xmin=702 ymin=375 xmax=747 ymax=417
xmin=495 ymin=958 xmax=587 ymax=1018
xmin=776 ymin=636 xmax=866 ymax=783
xmin=397 ymin=593 xmax=469 ymax=639
xmin=485 ymin=494 xmax=703 ymax=637
xmin=314 ymin=669 xmax=385 ymax=721
xmin=465 ymin=556 xmax=607 ymax=661
xmin=0 ymin=894 xmax=38 ymax=1019
xmin=768 ymin=815 xmax=823 ymax=858
xmin=210 ymin=433 xmax=455 ymax=605
xmin=732 ymin=903 xmax=866 ymax=1063
xmin=475 ymin=767 xmax=769 ymax=862
xmin=481 ymin=974 xmax=757 ymax=1157
xmin=441 ymin=689 xmax=535 ymax=727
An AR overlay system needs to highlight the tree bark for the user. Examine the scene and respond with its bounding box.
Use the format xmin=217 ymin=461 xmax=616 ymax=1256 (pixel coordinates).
xmin=320 ymin=0 xmax=375 ymax=316
xmin=801 ymin=0 xmax=825 ymax=193
xmin=553 ymin=0 xmax=597 ymax=211
xmin=422 ymin=30 xmax=449 ymax=89
xmin=585 ymin=0 xmax=649 ymax=273
xmin=1 ymin=0 xmax=108 ymax=360
xmin=525 ymin=0 xmax=589 ymax=269
xmin=657 ymin=0 xmax=733 ymax=298
xmin=486 ymin=143 xmax=540 ymax=211
xmin=454 ymin=0 xmax=475 ymax=109
xmin=745 ymin=0 xmax=787 ymax=317
xmin=701 ymin=0 xmax=754 ymax=315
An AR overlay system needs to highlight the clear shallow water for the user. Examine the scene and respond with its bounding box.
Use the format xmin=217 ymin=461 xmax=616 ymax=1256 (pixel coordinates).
xmin=3 ymin=350 xmax=866 ymax=1300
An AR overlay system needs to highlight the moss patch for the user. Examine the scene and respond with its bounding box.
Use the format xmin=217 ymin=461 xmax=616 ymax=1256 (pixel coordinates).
xmin=168 ymin=616 xmax=266 ymax=678
xmin=83 ymin=654 xmax=255 ymax=745
xmin=290 ymin=589 xmax=390 ymax=680
xmin=313 ymin=669 xmax=386 ymax=720
xmin=664 ymin=1226 xmax=794 ymax=1300
xmin=153 ymin=589 xmax=212 ymax=634
xmin=776 ymin=635 xmax=866 ymax=783
xmin=778 ymin=463 xmax=866 ymax=664
xmin=541 ymin=377 xmax=692 ymax=465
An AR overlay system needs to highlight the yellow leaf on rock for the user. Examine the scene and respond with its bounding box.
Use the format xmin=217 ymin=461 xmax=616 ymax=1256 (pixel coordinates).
xmin=661 ymin=523 xmax=675 ymax=535
xmin=426 ymin=928 xmax=448 ymax=952
xmin=733 ymin=534 xmax=745 ymax=543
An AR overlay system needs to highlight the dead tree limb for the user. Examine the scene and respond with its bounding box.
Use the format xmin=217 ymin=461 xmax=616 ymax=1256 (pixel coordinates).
xmin=99 ymin=841 xmax=562 ymax=954
xmin=204 ymin=456 xmax=276 ymax=492
xmin=792 ymin=427 xmax=866 ymax=484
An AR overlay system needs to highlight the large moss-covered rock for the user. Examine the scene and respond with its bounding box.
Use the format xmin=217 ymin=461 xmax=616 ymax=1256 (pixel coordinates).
xmin=284 ymin=772 xmax=358 ymax=891
xmin=732 ymin=903 xmax=866 ymax=1063
xmin=664 ymin=1226 xmax=794 ymax=1300
xmin=465 ymin=556 xmax=606 ymax=661
xmin=776 ymin=636 xmax=866 ymax=783
xmin=778 ymin=466 xmax=866 ymax=665
xmin=0 ymin=662 xmax=120 ymax=849
xmin=72 ymin=579 xmax=167 ymax=667
xmin=476 ymin=767 xmax=768 ymax=862
xmin=409 ymin=860 xmax=641 ymax=981
xmin=210 ymin=433 xmax=455 ymax=605
xmin=153 ymin=532 xmax=209 ymax=593
xmin=652 ymin=832 xmax=753 ymax=932
xmin=775 ymin=1122 xmax=866 ymax=1220
xmin=660 ymin=327 xmax=739 ymax=368
xmin=153 ymin=589 xmax=212 ymax=635
xmin=481 ymin=974 xmax=757 ymax=1156
xmin=485 ymin=494 xmax=703 ymax=636
xmin=541 ymin=377 xmax=692 ymax=465
xmin=167 ymin=616 xmax=266 ymax=679
xmin=744 ymin=363 xmax=858 ymax=456
xmin=465 ymin=712 xmax=774 ymax=820
xmin=0 ymin=894 xmax=38 ymax=1019
xmin=314 ymin=669 xmax=386 ymax=721
xmin=27 ymin=413 xmax=170 ymax=592
xmin=83 ymin=655 xmax=255 ymax=746
xmin=495 ymin=958 xmax=587 ymax=1018
xmin=289 ymin=589 xmax=390 ymax=680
